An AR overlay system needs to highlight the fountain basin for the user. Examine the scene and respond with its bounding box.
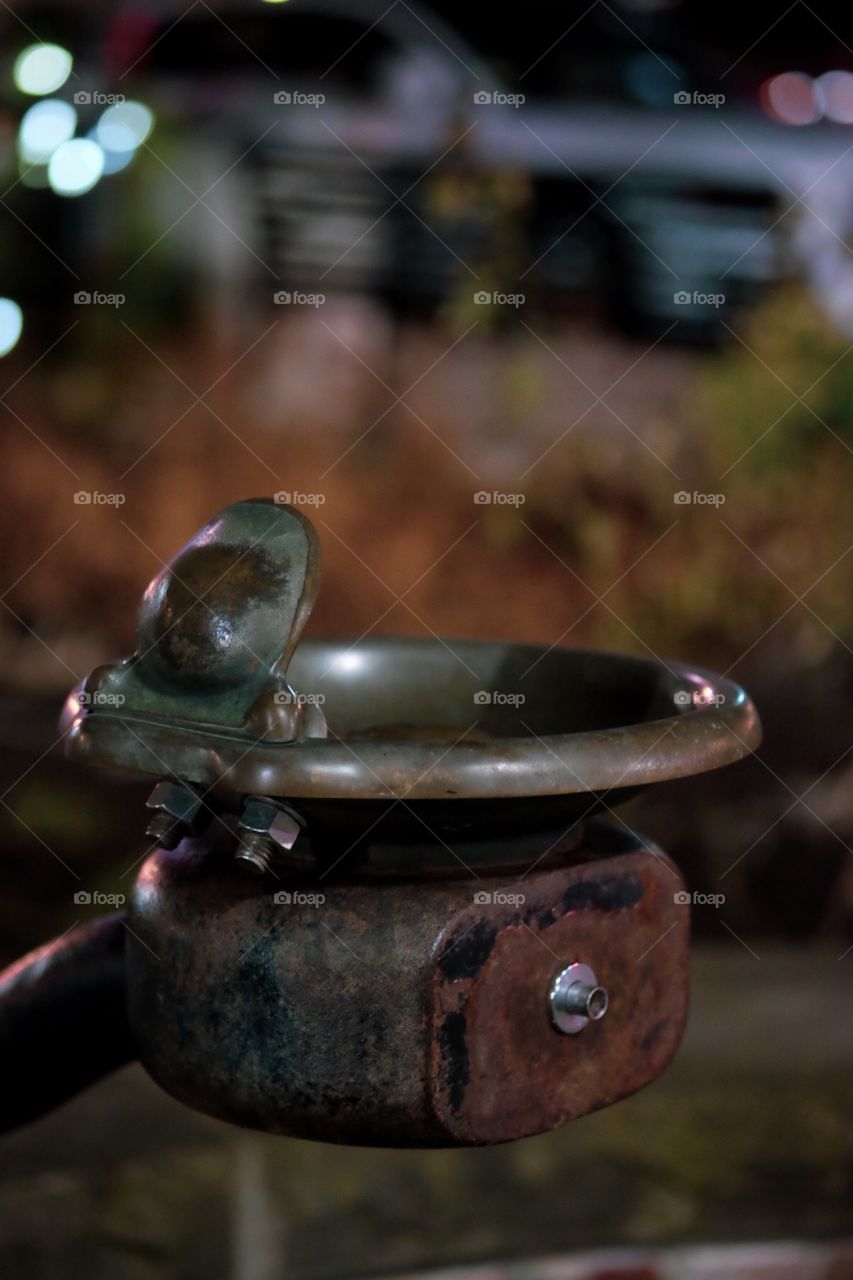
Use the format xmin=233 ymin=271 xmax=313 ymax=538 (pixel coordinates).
xmin=64 ymin=636 xmax=760 ymax=845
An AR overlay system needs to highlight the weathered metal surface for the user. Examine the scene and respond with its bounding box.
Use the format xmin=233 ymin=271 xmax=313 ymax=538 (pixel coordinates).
xmin=60 ymin=497 xmax=327 ymax=748
xmin=0 ymin=913 xmax=133 ymax=1133
xmin=124 ymin=820 xmax=688 ymax=1147
xmin=429 ymin=845 xmax=687 ymax=1144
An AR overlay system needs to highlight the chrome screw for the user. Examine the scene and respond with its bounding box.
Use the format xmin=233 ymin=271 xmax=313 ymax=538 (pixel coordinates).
xmin=549 ymin=962 xmax=609 ymax=1035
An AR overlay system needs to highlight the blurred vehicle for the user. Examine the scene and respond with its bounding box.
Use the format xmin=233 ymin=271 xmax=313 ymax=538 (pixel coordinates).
xmin=5 ymin=0 xmax=853 ymax=342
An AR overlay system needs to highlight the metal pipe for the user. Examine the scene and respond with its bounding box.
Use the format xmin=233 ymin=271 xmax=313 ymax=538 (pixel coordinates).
xmin=0 ymin=912 xmax=135 ymax=1133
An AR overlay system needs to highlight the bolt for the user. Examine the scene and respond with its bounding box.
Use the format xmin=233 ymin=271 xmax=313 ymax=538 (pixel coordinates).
xmin=145 ymin=810 xmax=184 ymax=850
xmin=236 ymin=830 xmax=277 ymax=875
xmin=549 ymin=962 xmax=608 ymax=1034
xmin=235 ymin=798 xmax=302 ymax=874
xmin=145 ymin=780 xmax=204 ymax=850
xmin=559 ymin=981 xmax=608 ymax=1020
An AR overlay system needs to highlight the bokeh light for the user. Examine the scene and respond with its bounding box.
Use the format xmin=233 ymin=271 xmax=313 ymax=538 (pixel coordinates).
xmin=816 ymin=70 xmax=853 ymax=124
xmin=0 ymin=299 xmax=23 ymax=357
xmin=13 ymin=44 xmax=73 ymax=96
xmin=92 ymin=133 xmax=136 ymax=175
xmin=17 ymin=99 xmax=76 ymax=165
xmin=47 ymin=138 xmax=105 ymax=197
xmin=761 ymin=71 xmax=820 ymax=125
xmin=94 ymin=101 xmax=154 ymax=153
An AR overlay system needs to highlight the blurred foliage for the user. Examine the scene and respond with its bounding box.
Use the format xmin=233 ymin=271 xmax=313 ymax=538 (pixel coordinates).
xmin=699 ymin=289 xmax=853 ymax=466
xmin=517 ymin=285 xmax=852 ymax=668
xmin=2 ymin=282 xmax=850 ymax=683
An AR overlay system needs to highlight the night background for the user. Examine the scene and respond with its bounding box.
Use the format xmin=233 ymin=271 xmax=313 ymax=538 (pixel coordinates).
xmin=0 ymin=1 xmax=851 ymax=1278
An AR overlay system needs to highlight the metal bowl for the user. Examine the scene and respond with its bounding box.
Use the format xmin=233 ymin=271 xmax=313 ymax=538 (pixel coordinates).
xmin=287 ymin=637 xmax=760 ymax=845
xmin=288 ymin=637 xmax=760 ymax=797
xmin=65 ymin=636 xmax=760 ymax=846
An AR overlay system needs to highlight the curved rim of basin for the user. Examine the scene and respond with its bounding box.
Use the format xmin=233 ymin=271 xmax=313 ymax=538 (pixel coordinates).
xmin=287 ymin=638 xmax=761 ymax=800
xmin=63 ymin=637 xmax=762 ymax=803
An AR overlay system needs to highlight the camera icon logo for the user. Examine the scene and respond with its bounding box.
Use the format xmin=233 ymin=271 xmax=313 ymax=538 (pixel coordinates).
xmin=673 ymin=91 xmax=691 ymax=105
xmin=473 ymin=91 xmax=492 ymax=104
xmin=273 ymin=91 xmax=292 ymax=104
xmin=73 ymin=491 xmax=92 ymax=504
xmin=74 ymin=890 xmax=93 ymax=905
xmin=473 ymin=690 xmax=492 ymax=705
xmin=73 ymin=90 xmax=92 ymax=105
xmin=474 ymin=290 xmax=491 ymax=304
xmin=673 ymin=890 xmax=691 ymax=905
xmin=73 ymin=291 xmax=92 ymax=305
xmin=473 ymin=890 xmax=492 ymax=904
xmin=673 ymin=490 xmax=692 ymax=504
xmin=673 ymin=290 xmax=691 ymax=305
xmin=273 ymin=891 xmax=293 ymax=905
xmin=274 ymin=291 xmax=292 ymax=305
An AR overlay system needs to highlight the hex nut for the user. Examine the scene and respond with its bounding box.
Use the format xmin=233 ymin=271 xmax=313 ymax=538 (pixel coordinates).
xmin=235 ymin=798 xmax=303 ymax=873
xmin=145 ymin=781 xmax=204 ymax=850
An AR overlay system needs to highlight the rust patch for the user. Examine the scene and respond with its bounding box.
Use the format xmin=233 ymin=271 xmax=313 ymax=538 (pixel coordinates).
xmin=428 ymin=850 xmax=689 ymax=1145
xmin=437 ymin=1011 xmax=470 ymax=1114
xmin=437 ymin=919 xmax=498 ymax=981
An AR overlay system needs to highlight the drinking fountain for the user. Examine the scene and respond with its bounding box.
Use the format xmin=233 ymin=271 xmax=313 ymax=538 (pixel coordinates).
xmin=0 ymin=498 xmax=761 ymax=1144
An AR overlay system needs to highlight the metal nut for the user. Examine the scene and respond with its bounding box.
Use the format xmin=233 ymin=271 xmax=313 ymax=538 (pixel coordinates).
xmin=145 ymin=780 xmax=204 ymax=850
xmin=236 ymin=798 xmax=302 ymax=874
xmin=549 ymin=962 xmax=608 ymax=1035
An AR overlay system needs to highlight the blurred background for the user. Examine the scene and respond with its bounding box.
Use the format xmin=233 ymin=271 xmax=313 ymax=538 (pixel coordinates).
xmin=0 ymin=1 xmax=851 ymax=1278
